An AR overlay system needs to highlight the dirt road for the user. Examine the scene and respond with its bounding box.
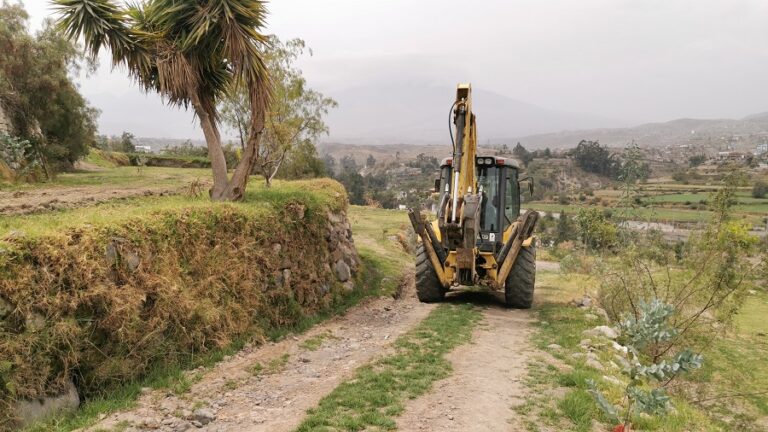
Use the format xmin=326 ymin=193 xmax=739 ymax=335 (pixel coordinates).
xmin=0 ymin=185 xmax=182 ymax=216
xmin=82 ymin=277 xmax=539 ymax=432
xmin=396 ymin=292 xmax=536 ymax=431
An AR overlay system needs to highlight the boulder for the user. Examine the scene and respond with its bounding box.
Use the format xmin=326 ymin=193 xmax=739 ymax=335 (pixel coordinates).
xmin=583 ymin=325 xmax=619 ymax=340
xmin=14 ymin=379 xmax=80 ymax=428
xmin=335 ymin=260 xmax=351 ymax=282
xmin=193 ymin=408 xmax=216 ymax=425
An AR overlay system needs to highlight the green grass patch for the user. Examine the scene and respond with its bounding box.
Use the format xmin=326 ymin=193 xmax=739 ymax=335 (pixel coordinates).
xmin=348 ymin=206 xmax=413 ymax=296
xmin=1 ymin=178 xmax=346 ymax=241
xmin=300 ymin=331 xmax=338 ymax=351
xmin=0 ymin=165 xmax=211 ymax=192
xmin=518 ymin=298 xmax=722 ymax=432
xmin=295 ymin=304 xmax=482 ymax=431
xmin=251 ymin=353 xmax=291 ymax=377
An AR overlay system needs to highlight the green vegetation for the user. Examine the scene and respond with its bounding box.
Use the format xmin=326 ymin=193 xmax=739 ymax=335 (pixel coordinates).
xmin=295 ymin=304 xmax=481 ymax=431
xmin=0 ymin=178 xmax=353 ymax=428
xmin=526 ymin=171 xmax=766 ymax=431
xmin=55 ymin=0 xmax=271 ymax=201
xmin=347 ymin=206 xmax=413 ymax=294
xmin=300 ymin=331 xmax=338 ymax=351
xmin=9 ymin=192 xmax=408 ymax=432
xmin=1 ymin=177 xmax=345 ymax=239
xmin=0 ymin=3 xmax=97 ymax=177
xmin=523 ymin=299 xmax=715 ymax=432
xmin=251 ymin=353 xmax=291 ymax=377
xmin=220 ymin=37 xmax=334 ymax=186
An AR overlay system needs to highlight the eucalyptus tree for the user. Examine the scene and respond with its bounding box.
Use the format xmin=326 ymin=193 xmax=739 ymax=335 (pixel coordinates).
xmin=54 ymin=0 xmax=271 ymax=200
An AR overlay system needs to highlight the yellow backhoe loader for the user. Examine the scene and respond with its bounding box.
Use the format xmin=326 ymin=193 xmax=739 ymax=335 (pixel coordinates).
xmin=408 ymin=83 xmax=539 ymax=308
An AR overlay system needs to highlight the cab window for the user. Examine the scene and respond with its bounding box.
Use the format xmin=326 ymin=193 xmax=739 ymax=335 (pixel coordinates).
xmin=504 ymin=169 xmax=520 ymax=227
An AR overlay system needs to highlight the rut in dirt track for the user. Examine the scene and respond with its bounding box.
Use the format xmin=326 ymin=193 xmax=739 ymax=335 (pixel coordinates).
xmin=82 ymin=278 xmax=540 ymax=432
xmin=396 ymin=291 xmax=536 ymax=432
xmin=85 ymin=275 xmax=434 ymax=432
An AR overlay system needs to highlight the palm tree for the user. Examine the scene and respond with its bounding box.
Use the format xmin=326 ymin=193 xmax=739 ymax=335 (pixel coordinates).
xmin=53 ymin=0 xmax=271 ymax=201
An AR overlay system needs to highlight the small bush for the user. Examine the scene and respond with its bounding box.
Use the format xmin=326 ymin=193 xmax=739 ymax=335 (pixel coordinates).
xmin=753 ymin=180 xmax=768 ymax=199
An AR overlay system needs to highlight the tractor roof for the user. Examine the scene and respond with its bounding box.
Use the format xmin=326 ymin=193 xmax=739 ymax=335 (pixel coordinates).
xmin=440 ymin=156 xmax=520 ymax=169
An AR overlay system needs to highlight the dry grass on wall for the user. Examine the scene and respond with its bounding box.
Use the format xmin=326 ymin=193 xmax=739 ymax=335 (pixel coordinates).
xmin=0 ymin=179 xmax=355 ymax=427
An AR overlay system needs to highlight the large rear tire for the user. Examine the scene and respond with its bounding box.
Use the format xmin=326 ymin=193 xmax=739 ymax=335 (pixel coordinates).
xmin=504 ymin=245 xmax=536 ymax=309
xmin=415 ymin=244 xmax=446 ymax=303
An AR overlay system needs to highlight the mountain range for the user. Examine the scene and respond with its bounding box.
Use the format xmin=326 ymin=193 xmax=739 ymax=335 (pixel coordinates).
xmin=322 ymin=84 xmax=768 ymax=150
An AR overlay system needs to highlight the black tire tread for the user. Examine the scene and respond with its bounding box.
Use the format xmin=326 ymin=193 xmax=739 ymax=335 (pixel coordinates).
xmin=504 ymin=245 xmax=536 ymax=309
xmin=415 ymin=244 xmax=446 ymax=303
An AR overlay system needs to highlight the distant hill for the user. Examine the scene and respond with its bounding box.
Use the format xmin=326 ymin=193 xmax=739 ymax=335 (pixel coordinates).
xmin=503 ymin=114 xmax=768 ymax=150
xmin=323 ymin=83 xmax=627 ymax=145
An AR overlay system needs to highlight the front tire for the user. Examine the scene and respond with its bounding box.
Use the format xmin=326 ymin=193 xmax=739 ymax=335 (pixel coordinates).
xmin=415 ymin=244 xmax=446 ymax=303
xmin=504 ymin=245 xmax=536 ymax=309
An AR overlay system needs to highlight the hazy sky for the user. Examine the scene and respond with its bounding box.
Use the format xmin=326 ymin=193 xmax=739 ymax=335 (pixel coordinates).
xmin=21 ymin=0 xmax=768 ymax=139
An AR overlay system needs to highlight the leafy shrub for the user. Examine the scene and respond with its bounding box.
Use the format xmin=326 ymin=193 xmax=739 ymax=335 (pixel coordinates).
xmin=588 ymin=300 xmax=703 ymax=429
xmin=598 ymin=173 xmax=759 ymax=348
xmin=753 ymin=180 xmax=767 ymax=199
xmin=575 ymin=207 xmax=617 ymax=250
xmin=0 ymin=133 xmax=42 ymax=181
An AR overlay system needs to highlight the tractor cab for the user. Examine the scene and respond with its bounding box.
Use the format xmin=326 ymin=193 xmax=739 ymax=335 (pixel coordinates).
xmin=436 ymin=156 xmax=525 ymax=253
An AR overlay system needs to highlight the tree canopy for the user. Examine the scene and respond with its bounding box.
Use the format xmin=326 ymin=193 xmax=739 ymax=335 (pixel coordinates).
xmin=220 ymin=37 xmax=336 ymax=186
xmin=0 ymin=2 xmax=98 ymax=176
xmin=54 ymin=0 xmax=272 ymax=200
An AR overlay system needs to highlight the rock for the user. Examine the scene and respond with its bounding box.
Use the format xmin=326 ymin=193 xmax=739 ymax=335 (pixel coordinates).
xmin=174 ymin=422 xmax=192 ymax=432
xmin=25 ymin=312 xmax=46 ymax=332
xmin=327 ymin=212 xmax=343 ymax=224
xmin=272 ymin=243 xmax=282 ymax=254
xmin=575 ymin=296 xmax=592 ymax=308
xmin=570 ymin=353 xmax=585 ymax=359
xmin=282 ymin=269 xmax=291 ymax=288
xmin=125 ymin=251 xmax=141 ymax=271
xmin=585 ymin=358 xmax=604 ymax=370
xmin=342 ymin=281 xmax=355 ymax=292
xmin=613 ymin=354 xmax=631 ymax=370
xmin=193 ymin=408 xmax=216 ymax=425
xmin=603 ymin=375 xmax=626 ymax=387
xmin=105 ymin=242 xmax=118 ymax=262
xmin=611 ymin=341 xmax=628 ymax=353
xmin=584 ymin=313 xmax=598 ymax=321
xmin=592 ymin=307 xmax=610 ymax=320
xmin=547 ymin=343 xmax=563 ymax=351
xmin=583 ymin=325 xmax=619 ymax=340
xmin=335 ymin=260 xmax=351 ymax=282
xmin=13 ymin=379 xmax=80 ymax=428
xmin=142 ymin=418 xmax=161 ymax=429
xmin=191 ymin=420 xmax=203 ymax=428
xmin=579 ymin=338 xmax=592 ymax=348
xmin=447 ymin=414 xmax=454 ymax=420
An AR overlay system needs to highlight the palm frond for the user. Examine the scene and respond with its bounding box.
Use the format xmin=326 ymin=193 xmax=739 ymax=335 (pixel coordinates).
xmin=53 ymin=0 xmax=152 ymax=81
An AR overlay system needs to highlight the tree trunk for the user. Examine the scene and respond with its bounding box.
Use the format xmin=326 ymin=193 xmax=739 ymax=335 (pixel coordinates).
xmin=191 ymin=93 xmax=230 ymax=200
xmin=224 ymin=122 xmax=263 ymax=200
xmin=192 ymin=83 xmax=267 ymax=201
